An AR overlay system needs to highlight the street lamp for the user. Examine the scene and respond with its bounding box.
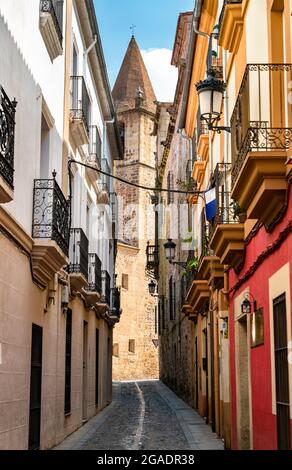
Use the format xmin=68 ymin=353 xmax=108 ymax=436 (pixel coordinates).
xmin=148 ymin=280 xmax=156 ymax=296
xmin=196 ymin=69 xmax=231 ymax=133
xmin=163 ymin=239 xmax=187 ymax=269
xmin=241 ymin=292 xmax=257 ymax=315
xmin=164 ymin=239 xmax=176 ymax=262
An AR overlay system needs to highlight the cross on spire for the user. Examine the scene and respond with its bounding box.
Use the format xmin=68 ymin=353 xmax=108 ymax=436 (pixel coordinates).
xmin=130 ymin=24 xmax=136 ymax=37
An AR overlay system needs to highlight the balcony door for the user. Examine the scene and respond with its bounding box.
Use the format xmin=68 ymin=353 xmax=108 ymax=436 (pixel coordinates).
xmin=273 ymin=294 xmax=291 ymax=450
xmin=28 ymin=324 xmax=43 ymax=450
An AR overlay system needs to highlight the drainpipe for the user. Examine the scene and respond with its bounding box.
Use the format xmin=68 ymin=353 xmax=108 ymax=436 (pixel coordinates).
xmin=83 ymin=34 xmax=97 ymax=79
xmin=192 ymin=0 xmax=209 ymax=38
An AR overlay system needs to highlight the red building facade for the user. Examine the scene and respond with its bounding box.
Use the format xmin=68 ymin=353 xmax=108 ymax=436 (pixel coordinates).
xmin=229 ymin=167 xmax=292 ymax=450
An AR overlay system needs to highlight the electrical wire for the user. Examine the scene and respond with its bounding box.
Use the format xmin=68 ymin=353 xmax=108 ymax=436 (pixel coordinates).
xmin=68 ymin=159 xmax=207 ymax=196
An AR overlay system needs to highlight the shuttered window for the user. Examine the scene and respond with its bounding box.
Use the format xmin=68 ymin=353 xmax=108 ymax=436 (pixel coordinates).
xmin=167 ymin=172 xmax=174 ymax=204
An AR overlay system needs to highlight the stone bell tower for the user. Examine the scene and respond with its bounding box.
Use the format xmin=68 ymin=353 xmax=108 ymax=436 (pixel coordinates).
xmin=112 ymin=36 xmax=159 ymax=380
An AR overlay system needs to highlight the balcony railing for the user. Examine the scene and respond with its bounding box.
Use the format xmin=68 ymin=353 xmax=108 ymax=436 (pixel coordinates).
xmin=209 ymin=191 xmax=241 ymax=241
xmin=111 ymin=287 xmax=121 ymax=317
xmin=40 ymin=0 xmax=63 ymax=44
xmin=70 ymin=76 xmax=90 ymax=133
xmin=146 ymin=243 xmax=159 ymax=270
xmin=88 ymin=125 xmax=101 ymax=167
xmin=230 ymin=64 xmax=292 ymax=186
xmin=88 ymin=253 xmax=102 ymax=293
xmin=0 ymin=87 xmax=17 ymax=189
xmin=110 ymin=192 xmax=118 ymax=223
xmin=102 ymin=270 xmax=111 ymax=305
xmin=101 ymin=158 xmax=110 ymax=193
xmin=69 ymin=228 xmax=89 ymax=279
xmin=32 ymin=173 xmax=69 ymax=256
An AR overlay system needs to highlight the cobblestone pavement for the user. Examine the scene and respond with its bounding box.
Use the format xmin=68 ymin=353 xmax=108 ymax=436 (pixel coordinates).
xmin=55 ymin=381 xmax=224 ymax=451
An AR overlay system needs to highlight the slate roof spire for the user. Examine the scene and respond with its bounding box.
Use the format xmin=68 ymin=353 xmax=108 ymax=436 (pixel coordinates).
xmin=112 ymin=36 xmax=157 ymax=113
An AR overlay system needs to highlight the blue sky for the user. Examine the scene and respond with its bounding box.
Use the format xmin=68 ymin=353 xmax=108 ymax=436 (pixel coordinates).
xmin=94 ymin=0 xmax=194 ymax=100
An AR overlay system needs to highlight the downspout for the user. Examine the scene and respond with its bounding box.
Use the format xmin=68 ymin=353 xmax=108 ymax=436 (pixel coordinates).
xmin=83 ymin=34 xmax=97 ymax=80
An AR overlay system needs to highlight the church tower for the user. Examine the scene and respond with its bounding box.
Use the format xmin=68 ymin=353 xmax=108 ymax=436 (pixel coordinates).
xmin=112 ymin=36 xmax=159 ymax=380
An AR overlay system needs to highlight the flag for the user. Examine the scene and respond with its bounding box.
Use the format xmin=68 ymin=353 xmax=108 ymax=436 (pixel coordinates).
xmin=205 ymin=187 xmax=217 ymax=221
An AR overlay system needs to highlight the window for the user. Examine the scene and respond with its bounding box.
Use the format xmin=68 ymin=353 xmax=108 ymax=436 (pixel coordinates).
xmin=167 ymin=172 xmax=174 ymax=204
xmin=251 ymin=308 xmax=264 ymax=348
xmin=113 ymin=343 xmax=119 ymax=357
xmin=64 ymin=309 xmax=72 ymax=415
xmin=128 ymin=339 xmax=135 ymax=353
xmin=122 ymin=274 xmax=129 ymax=290
xmin=169 ymin=277 xmax=176 ymax=321
xmin=155 ymin=306 xmax=158 ymax=335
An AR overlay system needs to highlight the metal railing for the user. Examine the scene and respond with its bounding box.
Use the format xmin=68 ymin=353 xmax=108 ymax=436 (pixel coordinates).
xmin=70 ymin=76 xmax=90 ymax=133
xmin=88 ymin=125 xmax=101 ymax=167
xmin=230 ymin=64 xmax=292 ymax=186
xmin=102 ymin=270 xmax=111 ymax=305
xmin=0 ymin=86 xmax=17 ymax=189
xmin=40 ymin=0 xmax=63 ymax=44
xmin=146 ymin=243 xmax=159 ymax=270
xmin=101 ymin=158 xmax=110 ymax=193
xmin=111 ymin=287 xmax=121 ymax=317
xmin=69 ymin=228 xmax=89 ymax=279
xmin=88 ymin=253 xmax=102 ymax=293
xmin=110 ymin=192 xmax=118 ymax=223
xmin=32 ymin=173 xmax=69 ymax=256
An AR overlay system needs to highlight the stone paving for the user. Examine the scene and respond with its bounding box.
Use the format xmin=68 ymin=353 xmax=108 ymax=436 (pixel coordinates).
xmin=54 ymin=380 xmax=224 ymax=451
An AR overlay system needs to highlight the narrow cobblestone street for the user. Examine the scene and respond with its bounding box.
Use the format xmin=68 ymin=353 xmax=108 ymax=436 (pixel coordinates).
xmin=55 ymin=381 xmax=224 ymax=451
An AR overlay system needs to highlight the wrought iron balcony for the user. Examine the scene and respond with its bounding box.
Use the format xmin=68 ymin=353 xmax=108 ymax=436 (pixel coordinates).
xmin=146 ymin=243 xmax=159 ymax=270
xmin=88 ymin=125 xmax=101 ymax=167
xmin=39 ymin=0 xmax=63 ymax=61
xmin=101 ymin=158 xmax=110 ymax=193
xmin=69 ymin=228 xmax=89 ymax=279
xmin=110 ymin=192 xmax=118 ymax=223
xmin=231 ymin=64 xmax=292 ymax=186
xmin=88 ymin=253 xmax=102 ymax=294
xmin=102 ymin=270 xmax=111 ymax=306
xmin=0 ymin=86 xmax=17 ymax=191
xmin=32 ymin=173 xmax=69 ymax=256
xmin=70 ymin=76 xmax=90 ymax=133
xmin=111 ymin=287 xmax=121 ymax=317
xmin=40 ymin=0 xmax=63 ymax=44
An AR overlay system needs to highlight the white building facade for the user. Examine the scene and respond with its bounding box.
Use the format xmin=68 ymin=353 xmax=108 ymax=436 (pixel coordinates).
xmin=0 ymin=0 xmax=123 ymax=449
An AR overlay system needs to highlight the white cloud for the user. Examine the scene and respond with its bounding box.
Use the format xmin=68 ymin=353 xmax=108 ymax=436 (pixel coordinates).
xmin=141 ymin=48 xmax=177 ymax=102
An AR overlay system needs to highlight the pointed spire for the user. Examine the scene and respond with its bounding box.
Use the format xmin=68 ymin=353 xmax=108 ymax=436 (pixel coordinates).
xmin=112 ymin=36 xmax=156 ymax=113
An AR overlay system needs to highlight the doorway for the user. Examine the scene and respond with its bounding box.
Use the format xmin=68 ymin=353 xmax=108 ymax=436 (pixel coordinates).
xmin=273 ymin=294 xmax=291 ymax=450
xmin=28 ymin=324 xmax=43 ymax=450
xmin=83 ymin=321 xmax=88 ymax=422
xmin=236 ymin=315 xmax=250 ymax=449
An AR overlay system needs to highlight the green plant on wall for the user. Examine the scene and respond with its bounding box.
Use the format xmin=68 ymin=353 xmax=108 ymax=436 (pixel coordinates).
xmin=177 ymin=178 xmax=197 ymax=192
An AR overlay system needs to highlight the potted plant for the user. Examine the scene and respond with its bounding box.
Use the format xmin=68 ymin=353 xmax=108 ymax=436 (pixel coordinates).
xmin=230 ymin=200 xmax=246 ymax=223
